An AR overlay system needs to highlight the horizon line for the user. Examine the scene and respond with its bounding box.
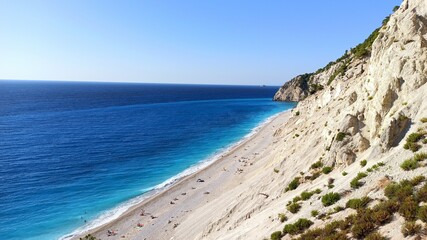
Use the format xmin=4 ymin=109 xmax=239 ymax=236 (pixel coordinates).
xmin=0 ymin=78 xmax=282 ymax=87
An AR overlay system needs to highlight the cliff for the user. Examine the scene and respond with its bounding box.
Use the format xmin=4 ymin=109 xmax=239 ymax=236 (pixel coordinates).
xmin=261 ymin=0 xmax=427 ymax=238
xmin=203 ymin=0 xmax=427 ymax=238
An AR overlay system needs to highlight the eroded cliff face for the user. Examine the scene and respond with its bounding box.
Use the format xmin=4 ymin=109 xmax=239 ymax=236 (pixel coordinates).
xmin=274 ymin=0 xmax=427 ymax=167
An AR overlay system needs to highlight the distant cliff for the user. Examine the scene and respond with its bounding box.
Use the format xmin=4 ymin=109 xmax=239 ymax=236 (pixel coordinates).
xmin=273 ymin=13 xmax=385 ymax=102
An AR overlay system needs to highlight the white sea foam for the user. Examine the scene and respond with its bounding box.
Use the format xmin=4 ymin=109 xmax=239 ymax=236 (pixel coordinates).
xmin=60 ymin=110 xmax=287 ymax=240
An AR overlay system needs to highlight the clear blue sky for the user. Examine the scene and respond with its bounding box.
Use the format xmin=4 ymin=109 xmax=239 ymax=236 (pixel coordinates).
xmin=0 ymin=0 xmax=401 ymax=85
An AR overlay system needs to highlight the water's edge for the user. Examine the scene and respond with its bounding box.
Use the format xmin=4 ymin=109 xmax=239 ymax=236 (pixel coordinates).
xmin=61 ymin=109 xmax=290 ymax=240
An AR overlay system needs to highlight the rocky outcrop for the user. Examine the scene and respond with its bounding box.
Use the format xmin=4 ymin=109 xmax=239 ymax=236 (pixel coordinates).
xmin=273 ymin=74 xmax=312 ymax=102
xmin=273 ymin=52 xmax=367 ymax=102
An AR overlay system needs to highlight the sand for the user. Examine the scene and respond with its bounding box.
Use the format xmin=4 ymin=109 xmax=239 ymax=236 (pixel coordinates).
xmin=72 ymin=110 xmax=292 ymax=240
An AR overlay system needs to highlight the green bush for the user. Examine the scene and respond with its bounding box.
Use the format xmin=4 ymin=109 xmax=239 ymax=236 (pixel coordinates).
xmin=309 ymin=172 xmax=321 ymax=180
xmin=287 ymin=202 xmax=301 ymax=214
xmin=278 ymin=213 xmax=287 ymax=223
xmin=372 ymin=208 xmax=393 ymax=225
xmin=287 ymin=177 xmax=300 ymax=191
xmin=365 ymin=232 xmax=387 ymax=240
xmin=321 ymin=220 xmax=343 ymax=236
xmin=300 ymin=191 xmax=314 ymax=200
xmin=298 ymin=229 xmax=346 ymax=240
xmin=400 ymin=158 xmax=419 ymax=171
xmin=350 ymin=178 xmax=362 ymax=189
xmin=377 ymin=162 xmax=385 ymax=167
xmin=334 ymin=205 xmax=344 ymax=213
xmin=283 ymin=218 xmax=313 ymax=235
xmin=399 ymin=196 xmax=418 ymax=220
xmin=404 ymin=132 xmax=425 ymax=152
xmin=401 ymin=221 xmax=422 ymax=237
xmin=342 ymin=171 xmax=348 ymax=176
xmin=270 ymin=231 xmax=282 ymax=240
xmin=309 ymin=83 xmax=324 ymax=94
xmin=321 ymin=192 xmax=341 ymax=206
xmin=371 ymin=200 xmax=397 ymax=225
xmin=273 ymin=168 xmax=279 ymax=173
xmin=413 ymin=152 xmax=427 ymax=161
xmin=346 ymin=197 xmax=372 ymax=209
xmin=283 ymin=224 xmax=298 ymax=235
xmin=410 ymin=175 xmax=425 ymax=186
xmin=421 ymin=117 xmax=427 ymax=123
xmin=416 ymin=183 xmax=427 ymax=202
xmin=80 ymin=235 xmax=98 ymax=240
xmin=393 ymin=5 xmax=400 ymax=12
xmin=327 ymin=59 xmax=349 ymax=85
xmin=311 ymin=210 xmax=319 ymax=217
xmin=407 ymin=133 xmax=424 ymax=143
xmin=322 ymin=166 xmax=333 ymax=174
xmin=360 ymin=159 xmax=367 ymax=167
xmin=375 ymin=199 xmax=400 ymax=213
xmin=310 ymin=161 xmax=323 ymax=169
xmin=292 ymin=196 xmax=301 ymax=203
xmin=404 ymin=142 xmax=421 ymax=152
xmin=293 ymin=229 xmax=322 ymax=240
xmin=417 ymin=205 xmax=427 ymax=222
xmin=351 ymin=209 xmax=375 ymax=238
xmin=351 ymin=26 xmax=381 ymax=59
xmin=336 ymin=132 xmax=346 ymax=141
xmin=350 ymin=172 xmax=368 ymax=189
xmin=356 ymin=172 xmax=368 ymax=179
xmin=384 ymin=181 xmax=414 ymax=201
xmin=294 ymin=218 xmax=313 ymax=229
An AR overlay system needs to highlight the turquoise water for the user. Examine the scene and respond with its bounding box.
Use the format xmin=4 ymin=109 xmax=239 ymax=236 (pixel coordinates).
xmin=0 ymin=81 xmax=295 ymax=239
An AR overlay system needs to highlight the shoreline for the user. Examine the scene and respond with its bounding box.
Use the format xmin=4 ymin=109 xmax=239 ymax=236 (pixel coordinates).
xmin=66 ymin=109 xmax=292 ymax=240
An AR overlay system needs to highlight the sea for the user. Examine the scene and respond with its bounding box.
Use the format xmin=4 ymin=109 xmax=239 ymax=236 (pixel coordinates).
xmin=0 ymin=80 xmax=295 ymax=240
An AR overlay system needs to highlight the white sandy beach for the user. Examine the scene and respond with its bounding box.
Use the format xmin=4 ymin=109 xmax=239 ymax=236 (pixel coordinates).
xmin=72 ymin=110 xmax=292 ymax=240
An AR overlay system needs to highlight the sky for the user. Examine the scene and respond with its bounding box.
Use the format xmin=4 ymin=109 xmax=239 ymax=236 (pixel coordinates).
xmin=0 ymin=0 xmax=402 ymax=85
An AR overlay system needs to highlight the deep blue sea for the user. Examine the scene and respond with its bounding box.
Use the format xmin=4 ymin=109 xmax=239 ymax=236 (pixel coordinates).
xmin=0 ymin=80 xmax=295 ymax=240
